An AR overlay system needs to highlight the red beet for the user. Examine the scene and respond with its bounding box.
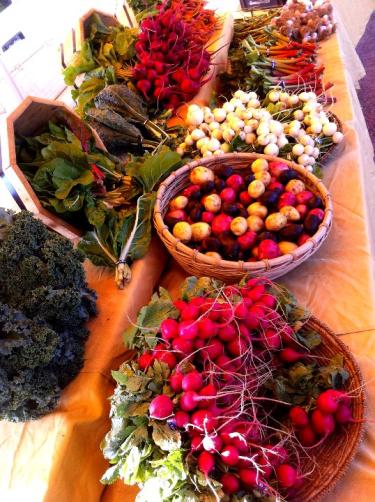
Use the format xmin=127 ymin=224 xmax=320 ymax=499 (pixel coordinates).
xmin=258 ymin=240 xmax=281 ymax=259
xmin=212 ymin=214 xmax=233 ymax=235
xmin=238 ymin=231 xmax=257 ymax=250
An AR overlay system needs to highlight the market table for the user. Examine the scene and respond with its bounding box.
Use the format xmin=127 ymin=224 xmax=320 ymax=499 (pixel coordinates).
xmin=101 ymin=27 xmax=375 ymax=502
xmin=2 ymin=14 xmax=375 ymax=502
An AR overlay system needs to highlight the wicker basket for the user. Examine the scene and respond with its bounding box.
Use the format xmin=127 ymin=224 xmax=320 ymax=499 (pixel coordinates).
xmin=154 ymin=153 xmax=333 ymax=282
xmin=293 ymin=316 xmax=365 ymax=502
xmin=319 ymin=112 xmax=344 ymax=166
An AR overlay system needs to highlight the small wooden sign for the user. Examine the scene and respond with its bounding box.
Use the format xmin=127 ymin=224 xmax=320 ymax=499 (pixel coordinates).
xmin=240 ymin=0 xmax=283 ymax=10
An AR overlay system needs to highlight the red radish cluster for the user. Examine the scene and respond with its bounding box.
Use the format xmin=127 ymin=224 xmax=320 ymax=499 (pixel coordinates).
xmin=140 ymin=278 xmax=308 ymax=496
xmin=289 ymin=389 xmax=355 ymax=447
xmin=166 ymin=159 xmax=325 ymax=262
xmin=133 ymin=7 xmax=211 ymax=110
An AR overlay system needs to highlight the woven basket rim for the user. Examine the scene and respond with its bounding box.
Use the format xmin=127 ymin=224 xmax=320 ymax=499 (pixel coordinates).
xmin=154 ymin=152 xmax=333 ymax=274
xmin=292 ymin=315 xmax=366 ymax=502
xmin=320 ymin=111 xmax=344 ymax=165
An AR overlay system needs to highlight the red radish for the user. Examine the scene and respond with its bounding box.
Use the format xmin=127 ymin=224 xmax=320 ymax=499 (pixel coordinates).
xmin=149 ymin=395 xmax=173 ymax=419
xmin=258 ymin=240 xmax=281 ymax=260
xmin=311 ymin=409 xmax=335 ymax=436
xmin=245 ymin=305 xmax=264 ymax=329
xmin=296 ymin=204 xmax=308 ymax=219
xmin=279 ymin=347 xmax=304 ymax=363
xmin=181 ymin=304 xmax=200 ymax=321
xmin=174 ymin=299 xmax=187 ymax=312
xmin=316 ymin=389 xmax=345 ymax=414
xmin=246 ymin=277 xmax=267 ymax=289
xmin=226 ymin=174 xmax=244 ymax=191
xmin=309 ymin=208 xmax=324 ymax=221
xmin=198 ymin=318 xmax=218 ymax=339
xmin=239 ymin=468 xmax=261 ymax=488
xmin=239 ymin=191 xmax=252 ymax=205
xmin=238 ymin=230 xmax=257 ymax=250
xmin=296 ymin=190 xmax=314 ymax=205
xmin=178 ymin=320 xmax=198 ymax=340
xmin=297 ymin=426 xmax=317 ymax=446
xmin=289 ymin=406 xmax=309 ymax=428
xmin=220 ymin=473 xmax=240 ymax=494
xmin=215 ymin=354 xmax=232 ymax=369
xmin=267 ymin=445 xmax=288 ymax=466
xmin=198 ymin=384 xmax=217 ymax=408
xmin=212 ymin=214 xmax=233 ymax=235
xmin=182 ymin=371 xmax=203 ymax=392
xmin=172 ymin=337 xmax=193 ymax=354
xmin=235 ymin=302 xmax=248 ymax=319
xmin=218 ymin=324 xmax=236 ymax=342
xmin=138 ymin=352 xmax=154 ymax=370
xmin=247 ymin=284 xmax=266 ymax=302
xmin=227 ymin=337 xmax=247 ymax=356
xmin=257 ymin=455 xmax=273 ymax=479
xmin=190 ymin=296 xmax=206 ymax=307
xmin=161 ymin=319 xmax=179 ymax=340
xmin=203 ymin=434 xmax=222 ymax=453
xmin=155 ymin=350 xmax=177 ymax=369
xmin=334 ymin=404 xmax=355 ymax=424
xmin=202 ymin=338 xmax=224 ymax=360
xmin=202 ymin=211 xmax=214 ymax=224
xmin=278 ymin=192 xmax=297 ymax=209
xmin=276 ymin=464 xmax=298 ymax=488
xmin=263 ymin=328 xmax=281 ymax=350
xmin=175 ymin=410 xmax=190 ymax=428
xmin=195 ymin=338 xmax=205 ymax=350
xmin=191 ymin=435 xmax=203 ymax=452
xmin=170 ymin=371 xmax=183 ymax=392
xmin=198 ymin=451 xmax=215 ymax=475
xmin=221 ymin=445 xmax=240 ymax=466
xmin=239 ymin=323 xmax=251 ymax=340
xmin=191 ymin=409 xmax=217 ymax=432
xmin=257 ymin=293 xmax=277 ymax=309
xmin=180 ymin=391 xmax=199 ymax=411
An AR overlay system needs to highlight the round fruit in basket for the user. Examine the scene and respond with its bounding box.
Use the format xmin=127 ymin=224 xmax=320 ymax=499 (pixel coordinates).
xmin=154 ymin=153 xmax=333 ymax=282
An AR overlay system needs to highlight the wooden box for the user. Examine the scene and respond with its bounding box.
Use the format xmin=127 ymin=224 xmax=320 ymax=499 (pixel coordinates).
xmin=3 ymin=96 xmax=105 ymax=240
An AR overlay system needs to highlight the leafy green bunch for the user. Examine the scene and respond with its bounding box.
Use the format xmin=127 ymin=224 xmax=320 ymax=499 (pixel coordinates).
xmin=0 ymin=210 xmax=97 ymax=421
xmin=63 ymin=13 xmax=138 ymax=115
xmin=17 ymin=112 xmax=181 ymax=287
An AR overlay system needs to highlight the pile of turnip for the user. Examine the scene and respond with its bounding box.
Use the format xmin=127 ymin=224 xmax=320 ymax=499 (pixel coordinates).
xmin=272 ymin=0 xmax=336 ymax=43
xmin=165 ymin=159 xmax=325 ymax=262
xmin=132 ymin=277 xmax=356 ymax=500
xmin=177 ymin=89 xmax=343 ymax=172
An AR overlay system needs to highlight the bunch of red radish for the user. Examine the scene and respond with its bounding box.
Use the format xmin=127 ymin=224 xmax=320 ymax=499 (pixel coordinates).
xmin=139 ymin=278 xmax=335 ymax=498
xmin=290 ymin=389 xmax=356 ymax=447
xmin=133 ymin=6 xmax=212 ymax=110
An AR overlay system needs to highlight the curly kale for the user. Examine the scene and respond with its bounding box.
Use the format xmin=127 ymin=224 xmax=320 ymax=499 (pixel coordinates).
xmin=0 ymin=209 xmax=97 ymax=421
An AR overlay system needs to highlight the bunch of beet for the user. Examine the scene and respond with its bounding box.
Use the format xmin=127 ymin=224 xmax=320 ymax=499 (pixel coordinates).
xmin=165 ymin=159 xmax=325 ymax=262
xmin=140 ymin=279 xmax=310 ymax=497
xmin=133 ymin=7 xmax=212 ymax=110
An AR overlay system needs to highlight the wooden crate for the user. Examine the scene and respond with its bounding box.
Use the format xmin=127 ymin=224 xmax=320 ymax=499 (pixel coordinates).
xmin=3 ymin=96 xmax=106 ymax=240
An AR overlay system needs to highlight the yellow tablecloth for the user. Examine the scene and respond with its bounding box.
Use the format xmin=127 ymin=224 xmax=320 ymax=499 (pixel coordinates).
xmin=2 ymin=20 xmax=375 ymax=502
